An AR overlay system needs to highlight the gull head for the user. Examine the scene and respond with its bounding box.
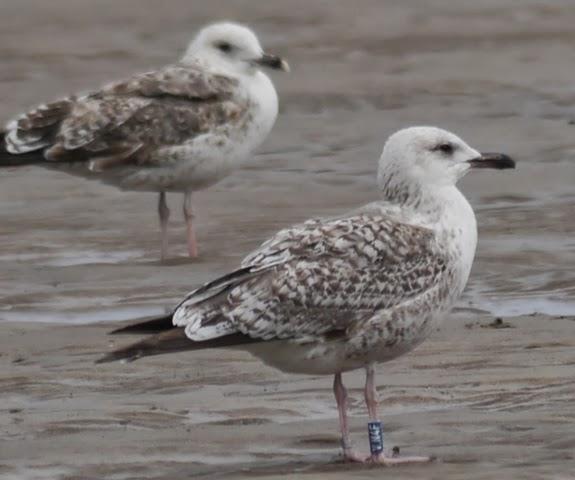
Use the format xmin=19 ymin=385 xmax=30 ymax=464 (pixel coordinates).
xmin=182 ymin=22 xmax=289 ymax=75
xmin=378 ymin=126 xmax=515 ymax=190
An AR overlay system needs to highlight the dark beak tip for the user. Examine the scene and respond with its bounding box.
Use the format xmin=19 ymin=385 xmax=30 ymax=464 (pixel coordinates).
xmin=257 ymin=54 xmax=290 ymax=72
xmin=497 ymin=154 xmax=516 ymax=170
xmin=470 ymin=153 xmax=516 ymax=170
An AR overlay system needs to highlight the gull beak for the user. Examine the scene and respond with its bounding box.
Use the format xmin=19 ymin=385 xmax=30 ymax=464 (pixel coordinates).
xmin=254 ymin=53 xmax=290 ymax=72
xmin=467 ymin=152 xmax=516 ymax=170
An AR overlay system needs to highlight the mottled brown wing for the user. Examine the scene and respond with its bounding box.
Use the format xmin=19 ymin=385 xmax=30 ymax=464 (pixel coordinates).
xmin=104 ymin=64 xmax=238 ymax=100
xmin=177 ymin=214 xmax=449 ymax=341
xmin=4 ymin=63 xmax=241 ymax=168
xmin=4 ymin=99 xmax=73 ymax=155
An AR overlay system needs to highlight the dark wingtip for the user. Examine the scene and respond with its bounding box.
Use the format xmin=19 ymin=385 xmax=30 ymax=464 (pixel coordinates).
xmin=0 ymin=131 xmax=45 ymax=167
xmin=108 ymin=314 xmax=174 ymax=335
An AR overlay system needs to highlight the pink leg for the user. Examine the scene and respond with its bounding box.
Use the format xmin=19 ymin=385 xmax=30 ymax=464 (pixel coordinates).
xmin=333 ymin=373 xmax=367 ymax=463
xmin=364 ymin=363 xmax=378 ymax=420
xmin=183 ymin=192 xmax=198 ymax=258
xmin=364 ymin=364 xmax=432 ymax=465
xmin=158 ymin=192 xmax=170 ymax=262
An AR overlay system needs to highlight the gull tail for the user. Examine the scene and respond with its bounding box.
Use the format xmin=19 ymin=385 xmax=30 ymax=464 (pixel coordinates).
xmin=97 ymin=264 xmax=270 ymax=364
xmin=96 ymin=328 xmax=195 ymax=364
xmin=96 ymin=313 xmax=259 ymax=364
xmin=0 ymin=133 xmax=45 ymax=167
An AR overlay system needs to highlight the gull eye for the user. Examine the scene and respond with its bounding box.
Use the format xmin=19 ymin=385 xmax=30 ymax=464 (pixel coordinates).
xmin=215 ymin=41 xmax=233 ymax=53
xmin=435 ymin=143 xmax=454 ymax=155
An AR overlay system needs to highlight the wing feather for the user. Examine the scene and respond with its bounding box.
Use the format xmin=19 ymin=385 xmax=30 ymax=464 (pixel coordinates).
xmin=177 ymin=214 xmax=449 ymax=343
xmin=98 ymin=213 xmax=451 ymax=363
xmin=4 ymin=62 xmax=242 ymax=168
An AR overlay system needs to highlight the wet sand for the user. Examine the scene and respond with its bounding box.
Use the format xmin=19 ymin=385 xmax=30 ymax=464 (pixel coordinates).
xmin=3 ymin=314 xmax=575 ymax=479
xmin=1 ymin=0 xmax=575 ymax=478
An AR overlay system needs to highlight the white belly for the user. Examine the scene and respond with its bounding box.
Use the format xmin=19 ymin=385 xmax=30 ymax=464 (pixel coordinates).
xmin=246 ymin=339 xmax=367 ymax=375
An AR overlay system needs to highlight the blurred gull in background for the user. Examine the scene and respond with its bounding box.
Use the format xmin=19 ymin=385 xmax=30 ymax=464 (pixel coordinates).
xmin=0 ymin=22 xmax=289 ymax=261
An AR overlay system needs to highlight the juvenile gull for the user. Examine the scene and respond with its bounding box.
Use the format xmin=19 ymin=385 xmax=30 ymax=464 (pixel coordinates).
xmin=0 ymin=22 xmax=288 ymax=260
xmin=97 ymin=126 xmax=515 ymax=463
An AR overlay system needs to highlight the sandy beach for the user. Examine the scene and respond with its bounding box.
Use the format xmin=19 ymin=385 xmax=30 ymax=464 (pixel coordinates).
xmin=3 ymin=314 xmax=575 ymax=479
xmin=1 ymin=0 xmax=575 ymax=478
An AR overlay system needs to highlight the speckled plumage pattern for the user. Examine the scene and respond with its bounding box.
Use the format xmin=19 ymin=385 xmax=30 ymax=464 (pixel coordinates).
xmin=5 ymin=60 xmax=261 ymax=191
xmin=173 ymin=205 xmax=459 ymax=374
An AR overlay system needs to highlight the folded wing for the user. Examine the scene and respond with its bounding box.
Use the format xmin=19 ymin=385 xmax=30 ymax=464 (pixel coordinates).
xmin=97 ymin=213 xmax=449 ymax=364
xmin=3 ymin=63 xmax=242 ymax=170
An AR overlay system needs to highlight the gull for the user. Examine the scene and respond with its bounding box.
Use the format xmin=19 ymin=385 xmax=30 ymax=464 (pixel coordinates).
xmin=97 ymin=126 xmax=515 ymax=463
xmin=0 ymin=22 xmax=289 ymax=261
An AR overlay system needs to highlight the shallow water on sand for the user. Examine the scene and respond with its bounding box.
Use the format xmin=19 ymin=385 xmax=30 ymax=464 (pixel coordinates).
xmin=1 ymin=0 xmax=574 ymax=321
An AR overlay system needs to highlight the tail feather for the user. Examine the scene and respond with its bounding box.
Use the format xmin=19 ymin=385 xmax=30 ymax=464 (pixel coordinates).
xmin=96 ymin=328 xmax=193 ymax=364
xmin=96 ymin=328 xmax=258 ymax=364
xmin=0 ymin=132 xmax=44 ymax=167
